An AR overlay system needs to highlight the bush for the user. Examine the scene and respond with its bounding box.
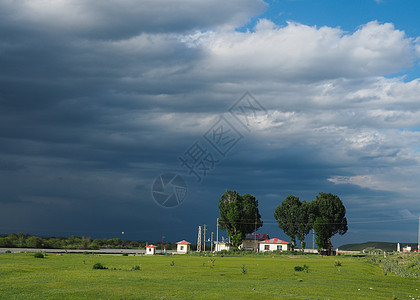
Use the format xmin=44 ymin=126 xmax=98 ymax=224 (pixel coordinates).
xmin=241 ymin=264 xmax=247 ymax=274
xmin=170 ymin=260 xmax=175 ymax=266
xmin=34 ymin=253 xmax=44 ymax=258
xmin=132 ymin=265 xmax=141 ymax=271
xmin=92 ymin=263 xmax=107 ymax=270
xmin=122 ymin=253 xmax=128 ymax=256
xmin=83 ymin=251 xmax=90 ymax=255
xmin=294 ymin=265 xmax=308 ymax=272
xmin=5 ymin=250 xmax=11 ymax=254
xmin=294 ymin=266 xmax=304 ymax=271
xmin=335 ymin=261 xmax=342 ymax=267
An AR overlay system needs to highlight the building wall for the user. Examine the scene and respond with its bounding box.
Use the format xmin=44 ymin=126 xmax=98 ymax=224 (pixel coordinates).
xmin=215 ymin=243 xmax=230 ymax=252
xmin=145 ymin=247 xmax=155 ymax=255
xmin=177 ymin=244 xmax=189 ymax=254
xmin=242 ymin=239 xmax=258 ymax=251
xmin=259 ymin=243 xmax=289 ymax=252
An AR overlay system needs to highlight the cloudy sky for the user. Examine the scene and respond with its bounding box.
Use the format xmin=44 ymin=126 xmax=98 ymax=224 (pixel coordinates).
xmin=1 ymin=0 xmax=420 ymax=247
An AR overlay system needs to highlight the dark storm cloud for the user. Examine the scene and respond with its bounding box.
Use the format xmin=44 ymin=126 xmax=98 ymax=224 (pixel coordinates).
xmin=1 ymin=0 xmax=420 ymax=244
xmin=0 ymin=0 xmax=266 ymax=38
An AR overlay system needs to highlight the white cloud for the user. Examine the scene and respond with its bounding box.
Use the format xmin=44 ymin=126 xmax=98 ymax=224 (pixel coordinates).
xmin=182 ymin=21 xmax=414 ymax=81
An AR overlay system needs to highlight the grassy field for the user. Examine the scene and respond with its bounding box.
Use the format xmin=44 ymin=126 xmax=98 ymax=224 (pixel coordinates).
xmin=0 ymin=252 xmax=419 ymax=299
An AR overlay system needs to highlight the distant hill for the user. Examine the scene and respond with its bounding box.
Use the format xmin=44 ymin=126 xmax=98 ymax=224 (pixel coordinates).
xmin=338 ymin=242 xmax=418 ymax=252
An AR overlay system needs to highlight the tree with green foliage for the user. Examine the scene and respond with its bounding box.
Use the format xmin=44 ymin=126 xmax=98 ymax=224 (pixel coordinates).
xmin=218 ymin=190 xmax=263 ymax=248
xmin=311 ymin=192 xmax=348 ymax=250
xmin=296 ymin=201 xmax=312 ymax=250
xmin=274 ymin=195 xmax=302 ymax=250
xmin=26 ymin=236 xmax=43 ymax=248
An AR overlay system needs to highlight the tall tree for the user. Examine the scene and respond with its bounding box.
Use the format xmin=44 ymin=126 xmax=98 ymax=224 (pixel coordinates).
xmin=274 ymin=195 xmax=302 ymax=250
xmin=311 ymin=192 xmax=348 ymax=250
xmin=313 ymin=216 xmax=332 ymax=250
xmin=218 ymin=190 xmax=263 ymax=248
xmin=296 ymin=201 xmax=312 ymax=250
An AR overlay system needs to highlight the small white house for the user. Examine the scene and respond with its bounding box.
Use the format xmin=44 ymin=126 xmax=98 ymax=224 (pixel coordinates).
xmin=176 ymin=240 xmax=191 ymax=254
xmin=403 ymin=245 xmax=412 ymax=253
xmin=145 ymin=244 xmax=156 ymax=255
xmin=259 ymin=238 xmax=291 ymax=252
xmin=214 ymin=242 xmax=231 ymax=252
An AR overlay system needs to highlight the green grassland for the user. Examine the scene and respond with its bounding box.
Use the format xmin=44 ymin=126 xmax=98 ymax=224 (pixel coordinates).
xmin=0 ymin=252 xmax=419 ymax=299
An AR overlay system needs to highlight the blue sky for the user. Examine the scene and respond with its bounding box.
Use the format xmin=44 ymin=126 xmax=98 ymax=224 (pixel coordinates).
xmin=1 ymin=0 xmax=420 ymax=248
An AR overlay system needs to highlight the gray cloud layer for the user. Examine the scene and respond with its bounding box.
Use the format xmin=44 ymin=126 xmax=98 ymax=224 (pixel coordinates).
xmin=1 ymin=0 xmax=420 ymax=244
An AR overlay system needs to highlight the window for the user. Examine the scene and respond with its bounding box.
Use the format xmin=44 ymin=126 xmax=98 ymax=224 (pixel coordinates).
xmin=148 ymin=248 xmax=152 ymax=252
xmin=265 ymin=245 xmax=269 ymax=250
xmin=180 ymin=246 xmax=184 ymax=250
xmin=277 ymin=245 xmax=281 ymax=250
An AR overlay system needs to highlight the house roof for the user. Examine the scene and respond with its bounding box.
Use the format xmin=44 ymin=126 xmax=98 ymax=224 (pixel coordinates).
xmin=244 ymin=233 xmax=270 ymax=241
xmin=260 ymin=238 xmax=290 ymax=244
xmin=176 ymin=240 xmax=191 ymax=245
xmin=146 ymin=244 xmax=156 ymax=248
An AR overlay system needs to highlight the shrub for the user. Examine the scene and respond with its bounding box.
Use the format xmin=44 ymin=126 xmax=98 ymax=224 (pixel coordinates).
xmin=83 ymin=251 xmax=90 ymax=255
xmin=34 ymin=253 xmax=44 ymax=258
xmin=334 ymin=261 xmax=342 ymax=267
xmin=294 ymin=265 xmax=309 ymax=272
xmin=170 ymin=260 xmax=175 ymax=266
xmin=241 ymin=264 xmax=247 ymax=274
xmin=132 ymin=265 xmax=141 ymax=271
xmin=5 ymin=250 xmax=11 ymax=254
xmin=92 ymin=263 xmax=107 ymax=270
xmin=122 ymin=253 xmax=128 ymax=256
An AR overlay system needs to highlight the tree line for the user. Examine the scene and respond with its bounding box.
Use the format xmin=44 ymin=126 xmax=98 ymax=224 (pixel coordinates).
xmin=218 ymin=191 xmax=347 ymax=251
xmin=0 ymin=233 xmax=177 ymax=250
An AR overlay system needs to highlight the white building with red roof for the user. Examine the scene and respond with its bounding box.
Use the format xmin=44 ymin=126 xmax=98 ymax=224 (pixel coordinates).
xmin=259 ymin=238 xmax=291 ymax=252
xmin=145 ymin=244 xmax=156 ymax=255
xmin=176 ymin=240 xmax=191 ymax=254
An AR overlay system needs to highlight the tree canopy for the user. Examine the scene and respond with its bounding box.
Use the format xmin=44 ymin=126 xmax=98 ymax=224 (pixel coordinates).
xmin=274 ymin=192 xmax=347 ymax=251
xmin=218 ymin=190 xmax=263 ymax=247
xmin=311 ymin=192 xmax=348 ymax=249
xmin=273 ymin=195 xmax=302 ymax=249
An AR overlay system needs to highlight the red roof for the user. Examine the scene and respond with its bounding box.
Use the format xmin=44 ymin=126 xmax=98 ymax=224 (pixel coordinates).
xmin=176 ymin=240 xmax=191 ymax=245
xmin=146 ymin=244 xmax=156 ymax=248
xmin=245 ymin=233 xmax=270 ymax=241
xmin=260 ymin=238 xmax=290 ymax=244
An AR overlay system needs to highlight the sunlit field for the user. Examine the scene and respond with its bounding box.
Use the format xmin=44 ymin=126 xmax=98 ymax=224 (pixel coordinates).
xmin=0 ymin=252 xmax=419 ymax=299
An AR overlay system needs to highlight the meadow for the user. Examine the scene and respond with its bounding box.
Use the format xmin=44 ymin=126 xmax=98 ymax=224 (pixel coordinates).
xmin=0 ymin=252 xmax=419 ymax=299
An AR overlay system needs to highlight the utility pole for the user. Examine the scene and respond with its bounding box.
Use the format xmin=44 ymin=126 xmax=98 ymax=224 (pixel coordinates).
xmin=216 ymin=218 xmax=219 ymax=252
xmin=418 ymin=216 xmax=420 ymax=252
xmin=254 ymin=212 xmax=257 ymax=252
xmin=161 ymin=233 xmax=164 ymax=255
xmin=197 ymin=226 xmax=202 ymax=252
xmin=203 ymin=224 xmax=207 ymax=252
xmin=211 ymin=232 xmax=214 ymax=252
